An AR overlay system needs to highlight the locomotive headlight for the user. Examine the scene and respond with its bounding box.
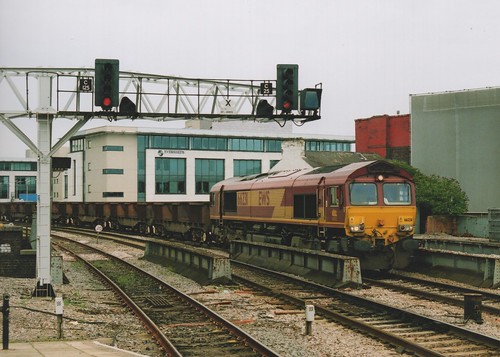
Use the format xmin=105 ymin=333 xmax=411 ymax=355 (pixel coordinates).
xmin=398 ymin=216 xmax=414 ymax=233
xmin=349 ymin=216 xmax=365 ymax=233
xmin=398 ymin=224 xmax=414 ymax=232
xmin=350 ymin=223 xmax=365 ymax=233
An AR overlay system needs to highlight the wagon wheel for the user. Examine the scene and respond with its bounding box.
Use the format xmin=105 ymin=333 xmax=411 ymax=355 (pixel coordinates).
xmin=192 ymin=229 xmax=205 ymax=243
xmin=154 ymin=224 xmax=166 ymax=237
xmin=137 ymin=222 xmax=149 ymax=235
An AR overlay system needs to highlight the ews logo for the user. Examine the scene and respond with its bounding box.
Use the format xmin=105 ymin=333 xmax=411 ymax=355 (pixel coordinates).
xmin=259 ymin=191 xmax=270 ymax=206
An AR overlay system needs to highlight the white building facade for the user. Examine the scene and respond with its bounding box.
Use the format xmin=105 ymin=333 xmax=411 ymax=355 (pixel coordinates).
xmin=1 ymin=125 xmax=354 ymax=204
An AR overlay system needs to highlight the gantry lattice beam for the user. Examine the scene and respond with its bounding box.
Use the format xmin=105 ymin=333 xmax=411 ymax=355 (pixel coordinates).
xmin=0 ymin=67 xmax=321 ymax=124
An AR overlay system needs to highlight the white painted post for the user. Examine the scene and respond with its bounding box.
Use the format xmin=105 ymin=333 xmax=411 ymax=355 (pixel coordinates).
xmin=305 ymin=304 xmax=315 ymax=335
xmin=34 ymin=74 xmax=57 ymax=297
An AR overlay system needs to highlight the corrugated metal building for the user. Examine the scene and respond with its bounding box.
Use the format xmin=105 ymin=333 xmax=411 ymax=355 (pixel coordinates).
xmin=411 ymin=87 xmax=500 ymax=212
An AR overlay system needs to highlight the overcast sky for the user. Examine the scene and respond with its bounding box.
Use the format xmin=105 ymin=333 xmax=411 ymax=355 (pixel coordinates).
xmin=2 ymin=0 xmax=500 ymax=157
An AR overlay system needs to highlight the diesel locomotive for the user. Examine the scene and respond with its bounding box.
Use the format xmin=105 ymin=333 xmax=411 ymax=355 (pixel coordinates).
xmin=0 ymin=160 xmax=417 ymax=271
xmin=209 ymin=160 xmax=418 ymax=270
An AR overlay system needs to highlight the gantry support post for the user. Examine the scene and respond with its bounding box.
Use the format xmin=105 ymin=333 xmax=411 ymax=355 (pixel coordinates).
xmin=33 ymin=114 xmax=55 ymax=297
xmin=32 ymin=75 xmax=56 ymax=298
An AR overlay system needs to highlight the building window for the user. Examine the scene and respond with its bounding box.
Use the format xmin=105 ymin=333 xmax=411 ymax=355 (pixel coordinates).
xmin=0 ymin=162 xmax=37 ymax=171
xmin=191 ymin=137 xmax=227 ymax=151
xmin=103 ymin=192 xmax=124 ymax=198
xmin=73 ymin=160 xmax=77 ymax=196
xmin=137 ymin=135 xmax=148 ymax=202
xmin=234 ymin=160 xmax=261 ymax=177
xmin=151 ymin=135 xmax=189 ymax=149
xmin=14 ymin=176 xmax=36 ymax=201
xmin=88 ymin=162 xmax=91 ymax=171
xmin=0 ymin=176 xmax=8 ymax=199
xmin=155 ymin=158 xmax=186 ymax=194
xmin=195 ymin=159 xmax=224 ymax=194
xmin=88 ymin=185 xmax=91 ymax=194
xmin=265 ymin=140 xmax=282 ymax=152
xmin=64 ymin=175 xmax=68 ymax=199
xmin=229 ymin=138 xmax=264 ymax=152
xmin=102 ymin=169 xmax=124 ymax=174
xmin=103 ymin=145 xmax=124 ymax=151
xmin=11 ymin=162 xmax=37 ymax=171
xmin=270 ymin=160 xmax=280 ymax=169
xmin=305 ymin=140 xmax=353 ymax=152
xmin=87 ymin=140 xmax=92 ymax=149
xmin=70 ymin=138 xmax=84 ymax=152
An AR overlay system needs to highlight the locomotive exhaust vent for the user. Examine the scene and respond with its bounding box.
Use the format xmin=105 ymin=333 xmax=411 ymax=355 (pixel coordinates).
xmin=143 ymin=295 xmax=173 ymax=308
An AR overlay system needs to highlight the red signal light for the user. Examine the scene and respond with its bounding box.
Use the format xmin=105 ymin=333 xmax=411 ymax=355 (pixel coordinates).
xmin=103 ymin=97 xmax=112 ymax=107
xmin=283 ymin=101 xmax=292 ymax=110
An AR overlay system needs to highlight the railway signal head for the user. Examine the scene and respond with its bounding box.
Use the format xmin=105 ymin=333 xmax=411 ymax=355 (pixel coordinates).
xmin=300 ymin=88 xmax=322 ymax=111
xmin=95 ymin=59 xmax=119 ymax=110
xmin=276 ymin=64 xmax=298 ymax=113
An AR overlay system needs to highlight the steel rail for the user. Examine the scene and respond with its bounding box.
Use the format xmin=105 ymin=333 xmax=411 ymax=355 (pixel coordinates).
xmin=231 ymin=260 xmax=500 ymax=356
xmin=52 ymin=234 xmax=280 ymax=357
xmin=52 ymin=240 xmax=181 ymax=356
xmin=364 ymin=276 xmax=500 ymax=316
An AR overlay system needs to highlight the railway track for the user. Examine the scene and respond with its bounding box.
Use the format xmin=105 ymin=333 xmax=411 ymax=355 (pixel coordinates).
xmin=53 ymin=227 xmax=147 ymax=249
xmin=230 ymin=261 xmax=500 ymax=356
xmin=364 ymin=272 xmax=500 ymax=316
xmin=52 ymin=234 xmax=280 ymax=357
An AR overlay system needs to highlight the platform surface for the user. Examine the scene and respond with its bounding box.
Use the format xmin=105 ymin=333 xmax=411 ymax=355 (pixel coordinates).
xmin=1 ymin=340 xmax=148 ymax=356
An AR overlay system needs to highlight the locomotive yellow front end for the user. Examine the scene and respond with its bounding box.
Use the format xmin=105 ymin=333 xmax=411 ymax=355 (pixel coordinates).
xmin=344 ymin=173 xmax=418 ymax=270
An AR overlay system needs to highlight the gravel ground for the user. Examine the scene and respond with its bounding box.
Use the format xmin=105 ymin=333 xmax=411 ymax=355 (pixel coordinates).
xmin=1 ymin=234 xmax=498 ymax=356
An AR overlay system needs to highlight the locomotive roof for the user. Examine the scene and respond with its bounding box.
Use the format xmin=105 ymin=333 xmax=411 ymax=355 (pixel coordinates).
xmin=211 ymin=160 xmax=413 ymax=192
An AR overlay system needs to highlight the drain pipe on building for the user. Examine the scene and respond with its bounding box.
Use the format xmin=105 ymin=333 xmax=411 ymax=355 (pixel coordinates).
xmin=2 ymin=294 xmax=9 ymax=350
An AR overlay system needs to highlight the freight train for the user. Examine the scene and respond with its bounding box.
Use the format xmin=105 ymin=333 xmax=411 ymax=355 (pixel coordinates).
xmin=0 ymin=160 xmax=417 ymax=271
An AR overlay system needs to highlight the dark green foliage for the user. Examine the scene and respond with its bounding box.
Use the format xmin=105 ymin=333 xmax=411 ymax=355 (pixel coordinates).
xmin=390 ymin=160 xmax=469 ymax=216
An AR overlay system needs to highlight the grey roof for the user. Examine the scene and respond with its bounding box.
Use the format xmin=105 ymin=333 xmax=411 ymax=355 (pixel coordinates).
xmin=303 ymin=151 xmax=382 ymax=168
